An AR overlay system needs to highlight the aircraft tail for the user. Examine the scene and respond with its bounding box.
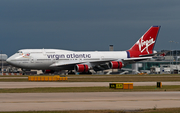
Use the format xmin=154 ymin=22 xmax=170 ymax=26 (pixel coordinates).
xmin=127 ymin=26 xmax=161 ymax=58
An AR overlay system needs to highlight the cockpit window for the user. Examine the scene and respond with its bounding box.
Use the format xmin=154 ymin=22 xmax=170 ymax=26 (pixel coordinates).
xmin=16 ymin=51 xmax=23 ymax=53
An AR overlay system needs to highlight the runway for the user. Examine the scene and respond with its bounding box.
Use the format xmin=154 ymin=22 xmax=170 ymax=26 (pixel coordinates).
xmin=0 ymin=92 xmax=180 ymax=111
xmin=0 ymin=82 xmax=180 ymax=88
xmin=0 ymin=81 xmax=180 ymax=111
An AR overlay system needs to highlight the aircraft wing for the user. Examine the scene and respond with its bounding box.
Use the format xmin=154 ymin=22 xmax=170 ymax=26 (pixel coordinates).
xmin=50 ymin=60 xmax=84 ymax=67
xmin=50 ymin=59 xmax=117 ymax=67
xmin=139 ymin=51 xmax=170 ymax=57
xmin=50 ymin=56 xmax=151 ymax=67
xmin=122 ymin=57 xmax=152 ymax=65
xmin=49 ymin=56 xmax=151 ymax=71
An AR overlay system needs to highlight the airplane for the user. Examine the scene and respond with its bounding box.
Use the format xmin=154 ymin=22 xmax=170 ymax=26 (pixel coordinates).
xmin=6 ymin=26 xmax=161 ymax=74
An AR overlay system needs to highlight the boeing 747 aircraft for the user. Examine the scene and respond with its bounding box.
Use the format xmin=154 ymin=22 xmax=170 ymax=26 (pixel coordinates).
xmin=7 ymin=26 xmax=161 ymax=74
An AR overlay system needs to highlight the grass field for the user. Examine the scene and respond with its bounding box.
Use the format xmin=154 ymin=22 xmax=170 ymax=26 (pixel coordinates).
xmin=1 ymin=74 xmax=180 ymax=77
xmin=68 ymin=76 xmax=180 ymax=82
xmin=0 ymin=74 xmax=180 ymax=112
xmin=0 ymin=85 xmax=180 ymax=93
xmin=0 ymin=74 xmax=180 ymax=82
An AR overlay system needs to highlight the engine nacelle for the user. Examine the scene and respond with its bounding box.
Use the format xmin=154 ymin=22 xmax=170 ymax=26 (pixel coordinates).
xmin=109 ymin=61 xmax=123 ymax=69
xmin=42 ymin=70 xmax=55 ymax=74
xmin=74 ymin=64 xmax=89 ymax=72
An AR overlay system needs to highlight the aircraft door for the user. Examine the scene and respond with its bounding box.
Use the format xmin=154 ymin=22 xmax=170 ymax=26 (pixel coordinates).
xmin=42 ymin=48 xmax=46 ymax=56
xmin=101 ymin=56 xmax=104 ymax=60
xmin=31 ymin=57 xmax=34 ymax=63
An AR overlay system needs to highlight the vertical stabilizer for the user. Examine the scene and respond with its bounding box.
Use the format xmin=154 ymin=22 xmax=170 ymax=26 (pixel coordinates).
xmin=127 ymin=26 xmax=161 ymax=58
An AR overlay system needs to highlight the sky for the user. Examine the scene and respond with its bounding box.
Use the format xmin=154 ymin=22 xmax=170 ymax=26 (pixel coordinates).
xmin=1 ymin=0 xmax=180 ymax=57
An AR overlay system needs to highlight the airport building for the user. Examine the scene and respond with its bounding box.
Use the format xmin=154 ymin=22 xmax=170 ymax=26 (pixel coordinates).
xmin=0 ymin=54 xmax=8 ymax=72
xmin=121 ymin=50 xmax=180 ymax=74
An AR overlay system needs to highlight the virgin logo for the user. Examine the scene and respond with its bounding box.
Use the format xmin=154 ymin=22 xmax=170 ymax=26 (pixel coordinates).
xmin=22 ymin=53 xmax=31 ymax=58
xmin=136 ymin=36 xmax=155 ymax=54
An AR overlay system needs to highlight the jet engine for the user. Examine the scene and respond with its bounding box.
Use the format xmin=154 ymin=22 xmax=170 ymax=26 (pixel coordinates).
xmin=109 ymin=61 xmax=124 ymax=69
xmin=42 ymin=70 xmax=55 ymax=74
xmin=74 ymin=64 xmax=89 ymax=72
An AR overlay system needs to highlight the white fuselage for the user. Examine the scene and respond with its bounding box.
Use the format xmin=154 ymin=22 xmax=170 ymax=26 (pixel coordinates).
xmin=7 ymin=49 xmax=128 ymax=70
xmin=6 ymin=26 xmax=161 ymax=72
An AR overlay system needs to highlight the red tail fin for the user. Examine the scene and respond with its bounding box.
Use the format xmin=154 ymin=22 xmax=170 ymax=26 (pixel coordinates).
xmin=127 ymin=26 xmax=161 ymax=58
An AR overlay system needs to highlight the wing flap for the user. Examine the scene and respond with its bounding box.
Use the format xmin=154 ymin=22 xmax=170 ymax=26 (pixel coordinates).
xmin=50 ymin=59 xmax=117 ymax=67
xmin=50 ymin=60 xmax=84 ymax=67
xmin=50 ymin=57 xmax=151 ymax=69
xmin=122 ymin=57 xmax=152 ymax=64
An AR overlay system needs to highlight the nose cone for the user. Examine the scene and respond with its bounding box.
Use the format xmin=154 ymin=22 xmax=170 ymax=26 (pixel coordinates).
xmin=6 ymin=57 xmax=10 ymax=63
xmin=6 ymin=54 xmax=19 ymax=66
xmin=6 ymin=56 xmax=13 ymax=65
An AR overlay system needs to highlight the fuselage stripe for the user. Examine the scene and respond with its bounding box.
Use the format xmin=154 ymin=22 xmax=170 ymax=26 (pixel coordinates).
xmin=126 ymin=51 xmax=130 ymax=58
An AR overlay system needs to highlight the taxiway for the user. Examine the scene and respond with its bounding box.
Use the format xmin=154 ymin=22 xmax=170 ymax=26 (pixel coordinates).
xmin=0 ymin=81 xmax=180 ymax=88
xmin=0 ymin=92 xmax=180 ymax=111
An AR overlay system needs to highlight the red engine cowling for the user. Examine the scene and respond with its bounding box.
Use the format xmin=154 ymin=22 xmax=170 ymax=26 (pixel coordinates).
xmin=75 ymin=64 xmax=89 ymax=72
xmin=43 ymin=70 xmax=55 ymax=74
xmin=109 ymin=61 xmax=123 ymax=69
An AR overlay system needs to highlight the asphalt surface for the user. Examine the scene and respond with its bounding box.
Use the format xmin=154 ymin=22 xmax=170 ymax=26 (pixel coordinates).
xmin=0 ymin=82 xmax=180 ymax=88
xmin=0 ymin=81 xmax=180 ymax=111
xmin=0 ymin=92 xmax=180 ymax=111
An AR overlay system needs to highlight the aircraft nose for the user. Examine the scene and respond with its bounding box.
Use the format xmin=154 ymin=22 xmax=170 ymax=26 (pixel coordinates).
xmin=6 ymin=54 xmax=18 ymax=66
xmin=6 ymin=57 xmax=12 ymax=64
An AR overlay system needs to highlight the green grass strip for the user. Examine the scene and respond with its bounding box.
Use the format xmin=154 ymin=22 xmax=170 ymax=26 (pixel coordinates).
xmin=1 ymin=76 xmax=180 ymax=82
xmin=0 ymin=85 xmax=180 ymax=93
